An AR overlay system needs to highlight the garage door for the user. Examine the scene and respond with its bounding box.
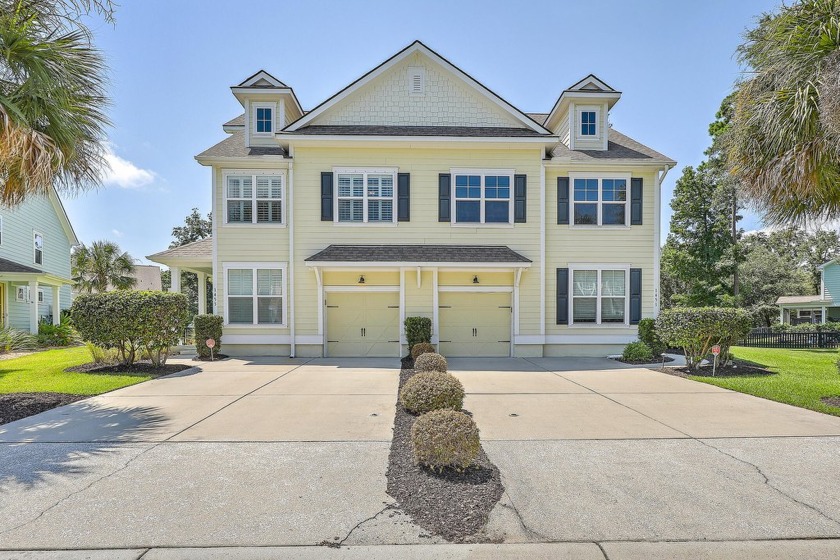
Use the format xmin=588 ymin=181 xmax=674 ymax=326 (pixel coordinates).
xmin=326 ymin=291 xmax=400 ymax=357
xmin=439 ymin=292 xmax=511 ymax=357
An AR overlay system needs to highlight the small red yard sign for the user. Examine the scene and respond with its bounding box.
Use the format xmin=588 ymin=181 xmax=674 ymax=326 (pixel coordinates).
xmin=711 ymin=345 xmax=721 ymax=356
xmin=206 ymin=338 xmax=216 ymax=349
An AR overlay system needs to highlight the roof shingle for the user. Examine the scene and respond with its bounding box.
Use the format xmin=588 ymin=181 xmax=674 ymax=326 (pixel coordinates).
xmin=291 ymin=125 xmax=547 ymax=137
xmin=551 ymin=129 xmax=675 ymax=163
xmin=306 ymin=245 xmax=530 ymax=264
xmin=0 ymin=257 xmax=42 ymax=274
xmin=147 ymin=238 xmax=212 ymax=261
xmin=196 ymin=131 xmax=286 ymax=159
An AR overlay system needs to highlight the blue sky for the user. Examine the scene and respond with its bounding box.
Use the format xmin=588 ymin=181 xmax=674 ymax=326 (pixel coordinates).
xmin=64 ymin=0 xmax=782 ymax=264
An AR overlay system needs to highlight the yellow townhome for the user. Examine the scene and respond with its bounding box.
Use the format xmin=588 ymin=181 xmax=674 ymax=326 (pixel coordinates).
xmin=148 ymin=41 xmax=675 ymax=358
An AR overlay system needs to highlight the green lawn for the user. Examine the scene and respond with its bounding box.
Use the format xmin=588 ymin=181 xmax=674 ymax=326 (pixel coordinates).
xmin=689 ymin=346 xmax=840 ymax=416
xmin=0 ymin=347 xmax=151 ymax=396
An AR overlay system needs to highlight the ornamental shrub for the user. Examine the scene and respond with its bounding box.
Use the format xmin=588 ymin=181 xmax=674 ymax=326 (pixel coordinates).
xmin=621 ymin=341 xmax=654 ymax=362
xmin=414 ymin=352 xmax=447 ymax=373
xmin=411 ymin=409 xmax=480 ymax=472
xmin=655 ymin=307 xmax=753 ymax=371
xmin=638 ymin=318 xmax=666 ymax=356
xmin=37 ymin=318 xmax=80 ymax=347
xmin=0 ymin=328 xmax=36 ymax=353
xmin=399 ymin=371 xmax=465 ymax=414
xmin=410 ymin=342 xmax=436 ymax=360
xmin=194 ymin=314 xmax=224 ymax=358
xmin=404 ymin=316 xmax=432 ymax=351
xmin=71 ymin=291 xmax=190 ymax=367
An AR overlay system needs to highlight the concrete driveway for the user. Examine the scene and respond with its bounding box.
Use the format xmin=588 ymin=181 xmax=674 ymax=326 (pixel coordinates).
xmin=2 ymin=356 xmax=840 ymax=558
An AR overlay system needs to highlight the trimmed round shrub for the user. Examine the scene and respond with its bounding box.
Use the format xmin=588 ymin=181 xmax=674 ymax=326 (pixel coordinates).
xmin=411 ymin=409 xmax=480 ymax=472
xmin=622 ymin=341 xmax=654 ymax=362
xmin=399 ymin=371 xmax=464 ymax=414
xmin=656 ymin=307 xmax=753 ymax=371
xmin=414 ymin=352 xmax=447 ymax=373
xmin=410 ymin=342 xmax=436 ymax=360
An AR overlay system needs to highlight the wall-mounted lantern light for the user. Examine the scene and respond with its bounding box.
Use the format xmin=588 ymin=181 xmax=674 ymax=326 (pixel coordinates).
xmin=473 ymin=275 xmax=479 ymax=284
xmin=358 ymin=275 xmax=365 ymax=284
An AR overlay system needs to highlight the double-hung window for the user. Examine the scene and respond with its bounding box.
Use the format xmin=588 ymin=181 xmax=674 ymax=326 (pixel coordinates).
xmin=572 ymin=175 xmax=629 ymax=226
xmin=452 ymin=170 xmax=512 ymax=224
xmin=580 ymin=111 xmax=597 ymax=136
xmin=571 ymin=268 xmax=627 ymax=325
xmin=225 ymin=264 xmax=286 ymax=326
xmin=334 ymin=169 xmax=396 ymax=223
xmin=254 ymin=104 xmax=273 ymax=134
xmin=34 ymin=232 xmax=43 ymax=265
xmin=226 ymin=172 xmax=283 ymax=225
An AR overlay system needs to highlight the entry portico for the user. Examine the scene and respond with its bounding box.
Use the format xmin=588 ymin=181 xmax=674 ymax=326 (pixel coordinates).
xmin=147 ymin=238 xmax=213 ymax=315
xmin=0 ymin=258 xmax=71 ymax=333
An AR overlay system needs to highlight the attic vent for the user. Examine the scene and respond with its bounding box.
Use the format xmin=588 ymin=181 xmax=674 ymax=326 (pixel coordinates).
xmin=408 ymin=67 xmax=425 ymax=95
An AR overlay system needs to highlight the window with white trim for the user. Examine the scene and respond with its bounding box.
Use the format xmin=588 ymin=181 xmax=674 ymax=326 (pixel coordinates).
xmin=37 ymin=289 xmax=44 ymax=303
xmin=571 ymin=268 xmax=627 ymax=325
xmin=34 ymin=232 xmax=43 ymax=265
xmin=15 ymin=286 xmax=26 ymax=303
xmin=572 ymin=177 xmax=628 ymax=226
xmin=253 ymin=104 xmax=273 ymax=134
xmin=580 ymin=111 xmax=597 ymax=136
xmin=225 ymin=173 xmax=283 ymax=224
xmin=335 ymin=170 xmax=395 ymax=223
xmin=453 ymin=171 xmax=512 ymax=224
xmin=226 ymin=265 xmax=285 ymax=325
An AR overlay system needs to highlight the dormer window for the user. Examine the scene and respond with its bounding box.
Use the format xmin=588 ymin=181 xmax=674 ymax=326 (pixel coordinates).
xmin=581 ymin=111 xmax=597 ymax=136
xmin=253 ymin=103 xmax=274 ymax=135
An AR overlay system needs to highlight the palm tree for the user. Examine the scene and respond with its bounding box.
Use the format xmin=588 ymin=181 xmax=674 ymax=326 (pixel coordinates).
xmin=723 ymin=0 xmax=840 ymax=225
xmin=72 ymin=240 xmax=136 ymax=294
xmin=0 ymin=0 xmax=113 ymax=205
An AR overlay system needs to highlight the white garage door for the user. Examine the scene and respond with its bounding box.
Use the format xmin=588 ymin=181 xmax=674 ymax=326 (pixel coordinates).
xmin=326 ymin=291 xmax=400 ymax=357
xmin=439 ymin=292 xmax=511 ymax=357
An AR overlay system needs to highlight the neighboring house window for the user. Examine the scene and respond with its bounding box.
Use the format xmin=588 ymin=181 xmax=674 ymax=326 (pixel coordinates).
xmin=452 ymin=171 xmax=512 ymax=224
xmin=799 ymin=309 xmax=822 ymax=323
xmin=572 ymin=176 xmax=628 ymax=226
xmin=254 ymin=105 xmax=273 ymax=134
xmin=34 ymin=232 xmax=43 ymax=265
xmin=37 ymin=289 xmax=44 ymax=303
xmin=225 ymin=265 xmax=285 ymax=326
xmin=15 ymin=286 xmax=27 ymax=303
xmin=225 ymin=173 xmax=283 ymax=224
xmin=334 ymin=169 xmax=396 ymax=223
xmin=571 ymin=268 xmax=627 ymax=325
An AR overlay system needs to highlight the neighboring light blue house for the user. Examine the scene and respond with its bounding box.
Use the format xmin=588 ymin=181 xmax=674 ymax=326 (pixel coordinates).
xmin=0 ymin=190 xmax=77 ymax=334
xmin=777 ymin=260 xmax=840 ymax=325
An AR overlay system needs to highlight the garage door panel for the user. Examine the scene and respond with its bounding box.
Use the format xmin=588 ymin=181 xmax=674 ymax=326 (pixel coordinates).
xmin=326 ymin=291 xmax=400 ymax=358
xmin=439 ymin=292 xmax=511 ymax=357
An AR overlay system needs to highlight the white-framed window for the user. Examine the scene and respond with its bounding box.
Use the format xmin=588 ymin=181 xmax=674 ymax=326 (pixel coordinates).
xmin=334 ymin=168 xmax=397 ymax=224
xmin=15 ymin=286 xmax=27 ymax=303
xmin=33 ymin=231 xmax=43 ymax=265
xmin=225 ymin=171 xmax=284 ymax=225
xmin=798 ymin=309 xmax=823 ymax=323
xmin=252 ymin=103 xmax=274 ymax=135
xmin=37 ymin=288 xmax=44 ymax=303
xmin=570 ymin=265 xmax=629 ymax=326
xmin=451 ymin=169 xmax=513 ymax=224
xmin=576 ymin=106 xmax=600 ymax=138
xmin=224 ymin=263 xmax=287 ymax=326
xmin=571 ymin=173 xmax=630 ymax=226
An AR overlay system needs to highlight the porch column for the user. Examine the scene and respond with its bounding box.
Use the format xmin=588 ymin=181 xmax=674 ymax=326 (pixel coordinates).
xmin=52 ymin=285 xmax=61 ymax=325
xmin=169 ymin=267 xmax=181 ymax=293
xmin=780 ymin=307 xmax=785 ymax=324
xmin=28 ymin=279 xmax=38 ymax=334
xmin=197 ymin=272 xmax=207 ymax=315
xmin=822 ymin=306 xmax=827 ymax=324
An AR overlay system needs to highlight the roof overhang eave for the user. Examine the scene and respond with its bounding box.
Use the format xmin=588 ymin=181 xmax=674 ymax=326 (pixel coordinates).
xmin=305 ymin=261 xmax=531 ymax=268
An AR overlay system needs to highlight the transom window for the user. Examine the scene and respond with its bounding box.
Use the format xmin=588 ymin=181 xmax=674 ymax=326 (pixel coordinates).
xmin=571 ymin=268 xmax=627 ymax=325
xmin=580 ymin=111 xmax=597 ymax=136
xmin=335 ymin=169 xmax=396 ymax=223
xmin=226 ymin=265 xmax=285 ymax=325
xmin=572 ymin=176 xmax=628 ymax=226
xmin=453 ymin=171 xmax=512 ymax=224
xmin=34 ymin=232 xmax=43 ymax=265
xmin=226 ymin=172 xmax=283 ymax=225
xmin=255 ymin=106 xmax=273 ymax=133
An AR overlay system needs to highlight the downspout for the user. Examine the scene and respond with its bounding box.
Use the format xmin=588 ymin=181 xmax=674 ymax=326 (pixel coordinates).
xmin=540 ymin=155 xmax=546 ymax=345
xmin=653 ymin=165 xmax=670 ymax=316
xmin=288 ymin=155 xmax=295 ymax=358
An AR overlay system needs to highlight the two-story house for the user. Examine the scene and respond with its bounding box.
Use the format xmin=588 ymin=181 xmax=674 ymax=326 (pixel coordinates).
xmin=149 ymin=41 xmax=675 ymax=357
xmin=777 ymin=261 xmax=840 ymax=324
xmin=0 ymin=189 xmax=77 ymax=333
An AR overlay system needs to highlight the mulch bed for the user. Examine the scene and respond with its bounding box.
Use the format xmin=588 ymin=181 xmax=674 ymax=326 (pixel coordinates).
xmin=821 ymin=397 xmax=840 ymax=408
xmin=192 ymin=354 xmax=229 ymax=362
xmin=658 ymin=361 xmax=773 ymax=378
xmin=385 ymin=365 xmax=504 ymax=543
xmin=0 ymin=392 xmax=85 ymax=425
xmin=616 ymin=356 xmax=675 ymax=365
xmin=65 ymin=362 xmax=192 ymax=375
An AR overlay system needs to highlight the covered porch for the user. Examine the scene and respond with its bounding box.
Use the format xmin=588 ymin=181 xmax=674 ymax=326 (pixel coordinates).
xmin=0 ymin=257 xmax=71 ymax=334
xmin=776 ymin=295 xmax=840 ymax=325
xmin=147 ymin=238 xmax=213 ymax=315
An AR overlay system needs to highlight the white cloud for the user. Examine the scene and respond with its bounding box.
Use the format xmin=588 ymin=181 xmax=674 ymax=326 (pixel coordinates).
xmin=102 ymin=145 xmax=155 ymax=189
xmin=111 ymin=229 xmax=124 ymax=238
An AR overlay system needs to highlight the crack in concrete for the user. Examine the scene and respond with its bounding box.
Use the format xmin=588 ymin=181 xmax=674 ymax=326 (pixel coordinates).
xmin=498 ymin=490 xmax=552 ymax=542
xmin=321 ymin=503 xmax=400 ymax=548
xmin=0 ymin=443 xmax=158 ymax=537
xmin=595 ymin=541 xmax=612 ymax=559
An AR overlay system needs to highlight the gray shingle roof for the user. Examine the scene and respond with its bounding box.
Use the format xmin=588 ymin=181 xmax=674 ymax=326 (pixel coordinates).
xmin=147 ymin=238 xmax=212 ymax=261
xmin=306 ymin=245 xmax=531 ymax=263
xmin=291 ymin=125 xmax=548 ymax=137
xmin=551 ymin=129 xmax=675 ymax=163
xmin=196 ymin=131 xmax=286 ymax=159
xmin=0 ymin=257 xmax=42 ymax=274
xmin=777 ymin=295 xmax=829 ymax=305
xmin=526 ymin=113 xmax=549 ymax=125
xmin=224 ymin=114 xmax=244 ymax=127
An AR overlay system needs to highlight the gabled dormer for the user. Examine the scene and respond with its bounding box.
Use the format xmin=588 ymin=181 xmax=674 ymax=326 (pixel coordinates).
xmin=230 ymin=70 xmax=304 ymax=148
xmin=544 ymin=74 xmax=621 ymax=151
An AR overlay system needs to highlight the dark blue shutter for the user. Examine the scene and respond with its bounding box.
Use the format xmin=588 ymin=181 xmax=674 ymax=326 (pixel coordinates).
xmin=397 ymin=173 xmax=410 ymax=222
xmin=630 ymin=268 xmax=642 ymax=324
xmin=438 ymin=173 xmax=451 ymax=222
xmin=320 ymin=172 xmax=333 ymax=221
xmin=557 ymin=268 xmax=569 ymax=325
xmin=514 ymin=174 xmax=527 ymax=223
xmin=557 ymin=177 xmax=570 ymax=225
xmin=631 ymin=178 xmax=643 ymax=225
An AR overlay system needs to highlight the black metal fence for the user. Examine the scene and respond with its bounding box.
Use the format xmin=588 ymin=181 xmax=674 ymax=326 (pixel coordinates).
xmin=741 ymin=329 xmax=840 ymax=349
